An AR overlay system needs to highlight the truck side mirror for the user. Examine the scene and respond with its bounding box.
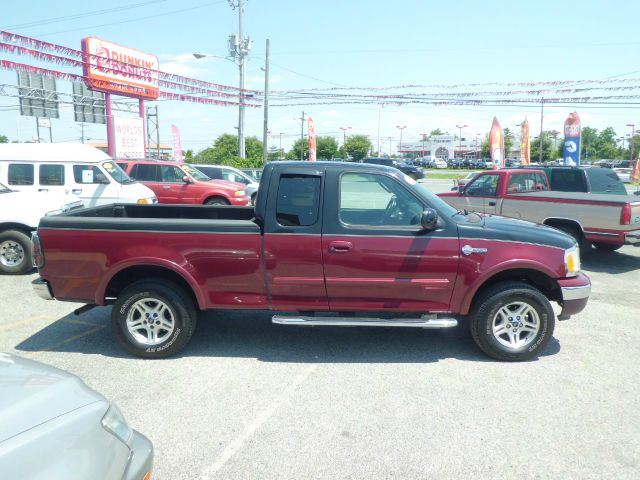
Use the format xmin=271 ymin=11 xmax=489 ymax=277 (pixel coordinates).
xmin=182 ymin=176 xmax=193 ymax=184
xmin=458 ymin=185 xmax=465 ymax=194
xmin=420 ymin=208 xmax=439 ymax=231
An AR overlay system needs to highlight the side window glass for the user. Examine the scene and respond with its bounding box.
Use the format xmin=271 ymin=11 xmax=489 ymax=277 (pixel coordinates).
xmin=39 ymin=164 xmax=65 ymax=186
xmin=73 ymin=165 xmax=109 ymax=184
xmin=8 ymin=164 xmax=34 ymax=185
xmin=339 ymin=173 xmax=423 ymax=226
xmin=275 ymin=174 xmax=321 ymax=226
xmin=131 ymin=164 xmax=159 ymax=181
xmin=161 ymin=166 xmax=183 ymax=183
xmin=467 ymin=174 xmax=499 ymax=197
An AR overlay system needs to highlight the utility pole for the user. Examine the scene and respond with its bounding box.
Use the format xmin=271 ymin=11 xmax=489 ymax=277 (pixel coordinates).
xmin=228 ymin=0 xmax=251 ymax=159
xmin=146 ymin=106 xmax=159 ymax=159
xmin=80 ymin=122 xmax=85 ymax=144
xmin=300 ymin=111 xmax=306 ymax=160
xmin=262 ymin=39 xmax=270 ymax=164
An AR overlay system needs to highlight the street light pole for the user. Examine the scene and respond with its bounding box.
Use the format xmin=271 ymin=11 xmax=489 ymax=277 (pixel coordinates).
xmin=455 ymin=124 xmax=467 ymax=159
xmin=279 ymin=132 xmax=284 ymax=160
xmin=396 ymin=125 xmax=406 ymax=157
xmin=340 ymin=126 xmax=351 ymax=157
xmin=627 ymin=123 xmax=636 ymax=162
xmin=420 ymin=133 xmax=427 ymax=158
xmin=261 ymin=39 xmax=269 ymax=164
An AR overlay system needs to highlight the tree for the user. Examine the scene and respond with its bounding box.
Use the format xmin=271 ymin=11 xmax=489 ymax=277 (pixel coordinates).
xmin=597 ymin=127 xmax=617 ymax=160
xmin=287 ymin=138 xmax=308 ymax=160
xmin=343 ymin=135 xmax=372 ymax=161
xmin=581 ymin=127 xmax=599 ymax=162
xmin=0 ymin=135 xmax=8 ymax=143
xmin=530 ymin=131 xmax=554 ymax=163
xmin=184 ymin=149 xmax=194 ymax=163
xmin=503 ymin=128 xmax=514 ymax=159
xmin=193 ymin=134 xmax=264 ymax=168
xmin=429 ymin=129 xmax=444 ymax=136
xmin=316 ymin=136 xmax=339 ymax=160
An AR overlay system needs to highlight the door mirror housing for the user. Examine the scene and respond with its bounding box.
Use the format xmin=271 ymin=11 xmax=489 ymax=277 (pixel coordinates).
xmin=182 ymin=175 xmax=193 ymax=184
xmin=458 ymin=185 xmax=466 ymax=194
xmin=420 ymin=208 xmax=439 ymax=231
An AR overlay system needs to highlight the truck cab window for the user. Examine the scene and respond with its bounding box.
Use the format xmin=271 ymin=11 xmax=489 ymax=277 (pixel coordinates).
xmin=339 ymin=173 xmax=423 ymax=226
xmin=275 ymin=174 xmax=321 ymax=226
xmin=466 ymin=174 xmax=499 ymax=197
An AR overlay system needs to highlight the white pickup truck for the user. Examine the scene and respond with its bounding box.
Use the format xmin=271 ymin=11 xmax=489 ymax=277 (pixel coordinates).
xmin=0 ymin=181 xmax=83 ymax=274
xmin=439 ymin=169 xmax=640 ymax=252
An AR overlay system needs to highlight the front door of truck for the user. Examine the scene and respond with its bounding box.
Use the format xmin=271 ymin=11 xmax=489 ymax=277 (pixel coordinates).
xmin=263 ymin=170 xmax=328 ymax=309
xmin=322 ymin=170 xmax=459 ymax=312
xmin=461 ymin=173 xmax=500 ymax=214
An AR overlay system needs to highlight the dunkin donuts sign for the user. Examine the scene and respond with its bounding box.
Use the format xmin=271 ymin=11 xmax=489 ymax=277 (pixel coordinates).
xmin=82 ymin=37 xmax=159 ymax=99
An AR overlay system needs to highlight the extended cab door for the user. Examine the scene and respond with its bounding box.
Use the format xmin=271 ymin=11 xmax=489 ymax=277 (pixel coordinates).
xmin=262 ymin=169 xmax=328 ymax=310
xmin=321 ymin=169 xmax=459 ymax=312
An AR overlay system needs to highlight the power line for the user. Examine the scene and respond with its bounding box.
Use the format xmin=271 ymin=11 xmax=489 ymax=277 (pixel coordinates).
xmin=2 ymin=1 xmax=169 ymax=29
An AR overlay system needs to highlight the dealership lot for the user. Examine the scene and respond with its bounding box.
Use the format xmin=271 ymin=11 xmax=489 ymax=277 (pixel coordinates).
xmin=2 ymin=199 xmax=639 ymax=479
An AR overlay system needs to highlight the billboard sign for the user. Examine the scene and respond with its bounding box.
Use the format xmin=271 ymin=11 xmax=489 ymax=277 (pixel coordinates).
xmin=72 ymin=81 xmax=106 ymax=124
xmin=82 ymin=37 xmax=159 ymax=100
xmin=17 ymin=72 xmax=59 ymax=118
xmin=113 ymin=116 xmax=145 ymax=158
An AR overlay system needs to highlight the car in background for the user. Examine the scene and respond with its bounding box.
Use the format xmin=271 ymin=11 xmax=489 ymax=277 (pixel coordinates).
xmin=451 ymin=171 xmax=481 ymax=191
xmin=117 ymin=159 xmax=250 ymax=205
xmin=614 ymin=168 xmax=631 ymax=183
xmin=192 ymin=164 xmax=260 ymax=205
xmin=241 ymin=168 xmax=263 ymax=181
xmin=446 ymin=158 xmax=461 ymax=169
xmin=361 ymin=157 xmax=425 ymax=180
xmin=0 ymin=353 xmax=153 ymax=479
xmin=430 ymin=158 xmax=447 ymax=169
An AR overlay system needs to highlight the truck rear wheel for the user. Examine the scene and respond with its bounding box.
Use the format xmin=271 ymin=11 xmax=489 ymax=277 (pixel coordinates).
xmin=0 ymin=230 xmax=33 ymax=275
xmin=112 ymin=280 xmax=197 ymax=358
xmin=470 ymin=281 xmax=555 ymax=361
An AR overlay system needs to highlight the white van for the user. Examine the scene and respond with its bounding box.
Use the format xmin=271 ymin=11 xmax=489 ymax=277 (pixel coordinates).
xmin=0 ymin=143 xmax=157 ymax=207
xmin=0 ymin=181 xmax=83 ymax=274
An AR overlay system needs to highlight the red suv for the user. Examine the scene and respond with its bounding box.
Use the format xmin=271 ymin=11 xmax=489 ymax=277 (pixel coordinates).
xmin=117 ymin=160 xmax=250 ymax=206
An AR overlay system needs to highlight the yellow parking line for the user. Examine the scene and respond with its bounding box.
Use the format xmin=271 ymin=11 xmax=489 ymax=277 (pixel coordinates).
xmin=61 ymin=318 xmax=101 ymax=327
xmin=0 ymin=315 xmax=58 ymax=333
xmin=26 ymin=325 xmax=106 ymax=358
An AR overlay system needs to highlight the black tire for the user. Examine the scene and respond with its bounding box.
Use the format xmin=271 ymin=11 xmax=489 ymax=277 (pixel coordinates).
xmin=205 ymin=197 xmax=229 ymax=206
xmin=592 ymin=242 xmax=622 ymax=252
xmin=112 ymin=280 xmax=197 ymax=358
xmin=0 ymin=230 xmax=33 ymax=275
xmin=251 ymin=193 xmax=257 ymax=206
xmin=470 ymin=281 xmax=555 ymax=361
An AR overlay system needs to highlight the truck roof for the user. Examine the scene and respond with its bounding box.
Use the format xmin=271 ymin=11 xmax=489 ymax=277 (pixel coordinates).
xmin=0 ymin=143 xmax=111 ymax=163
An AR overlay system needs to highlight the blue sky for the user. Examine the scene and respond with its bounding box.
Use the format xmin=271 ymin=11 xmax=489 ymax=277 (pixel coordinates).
xmin=2 ymin=0 xmax=640 ymax=154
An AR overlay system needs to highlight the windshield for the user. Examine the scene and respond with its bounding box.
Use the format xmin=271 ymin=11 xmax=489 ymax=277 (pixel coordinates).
xmin=181 ymin=164 xmax=211 ymax=181
xmin=102 ymin=161 xmax=135 ymax=184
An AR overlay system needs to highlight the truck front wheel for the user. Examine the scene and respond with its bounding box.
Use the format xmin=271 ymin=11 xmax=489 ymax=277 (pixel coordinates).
xmin=470 ymin=281 xmax=555 ymax=361
xmin=112 ymin=280 xmax=197 ymax=358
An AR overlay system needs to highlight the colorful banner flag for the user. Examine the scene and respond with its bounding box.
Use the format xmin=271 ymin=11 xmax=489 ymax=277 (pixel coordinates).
xmin=520 ymin=119 xmax=530 ymax=166
xmin=631 ymin=153 xmax=640 ymax=185
xmin=308 ymin=116 xmax=316 ymax=162
xmin=562 ymin=112 xmax=581 ymax=166
xmin=171 ymin=124 xmax=183 ymax=163
xmin=489 ymin=117 xmax=504 ymax=169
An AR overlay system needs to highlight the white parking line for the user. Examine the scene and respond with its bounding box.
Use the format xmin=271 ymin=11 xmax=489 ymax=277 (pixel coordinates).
xmin=200 ymin=364 xmax=318 ymax=479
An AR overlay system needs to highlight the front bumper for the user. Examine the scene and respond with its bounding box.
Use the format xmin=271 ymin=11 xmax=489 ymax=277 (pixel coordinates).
xmin=123 ymin=430 xmax=154 ymax=480
xmin=230 ymin=195 xmax=251 ymax=206
xmin=32 ymin=278 xmax=54 ymax=300
xmin=557 ymin=272 xmax=591 ymax=320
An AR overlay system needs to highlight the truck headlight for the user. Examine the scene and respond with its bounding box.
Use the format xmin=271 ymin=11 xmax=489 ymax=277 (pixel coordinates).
xmin=101 ymin=404 xmax=133 ymax=445
xmin=564 ymin=245 xmax=581 ymax=277
xmin=234 ymin=190 xmax=246 ymax=197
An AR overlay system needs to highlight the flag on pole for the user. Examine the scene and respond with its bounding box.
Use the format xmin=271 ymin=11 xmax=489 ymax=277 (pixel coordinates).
xmin=171 ymin=124 xmax=183 ymax=163
xmin=489 ymin=117 xmax=504 ymax=170
xmin=520 ymin=119 xmax=530 ymax=166
xmin=308 ymin=116 xmax=316 ymax=162
xmin=631 ymin=153 xmax=640 ymax=185
xmin=562 ymin=112 xmax=581 ymax=167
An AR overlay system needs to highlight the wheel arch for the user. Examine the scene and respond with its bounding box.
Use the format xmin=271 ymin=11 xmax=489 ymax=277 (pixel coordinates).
xmin=0 ymin=222 xmax=35 ymax=237
xmin=203 ymin=195 xmax=229 ymax=205
xmin=100 ymin=261 xmax=205 ymax=310
xmin=461 ymin=266 xmax=560 ymax=315
xmin=542 ymin=217 xmax=584 ymax=235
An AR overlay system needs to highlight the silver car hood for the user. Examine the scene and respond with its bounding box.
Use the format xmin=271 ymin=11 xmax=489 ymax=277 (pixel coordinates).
xmin=0 ymin=353 xmax=105 ymax=442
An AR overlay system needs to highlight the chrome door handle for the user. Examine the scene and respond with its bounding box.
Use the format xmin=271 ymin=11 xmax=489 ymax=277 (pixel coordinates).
xmin=162 ymin=186 xmax=171 ymax=190
xmin=328 ymin=241 xmax=353 ymax=253
xmin=462 ymin=245 xmax=488 ymax=256
xmin=72 ymin=189 xmax=82 ymax=194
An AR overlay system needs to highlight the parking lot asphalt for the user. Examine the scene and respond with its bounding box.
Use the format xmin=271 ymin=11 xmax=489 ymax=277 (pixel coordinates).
xmin=1 ymin=179 xmax=639 ymax=479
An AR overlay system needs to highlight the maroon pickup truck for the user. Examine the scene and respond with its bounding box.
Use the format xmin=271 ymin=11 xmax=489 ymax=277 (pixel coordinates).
xmin=32 ymin=162 xmax=591 ymax=361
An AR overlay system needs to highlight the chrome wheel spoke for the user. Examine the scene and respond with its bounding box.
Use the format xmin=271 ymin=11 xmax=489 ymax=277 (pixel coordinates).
xmin=126 ymin=297 xmax=175 ymax=346
xmin=492 ymin=300 xmax=540 ymax=350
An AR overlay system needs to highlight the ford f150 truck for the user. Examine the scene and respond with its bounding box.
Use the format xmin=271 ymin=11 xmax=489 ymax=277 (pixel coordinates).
xmin=439 ymin=169 xmax=640 ymax=252
xmin=32 ymin=162 xmax=591 ymax=361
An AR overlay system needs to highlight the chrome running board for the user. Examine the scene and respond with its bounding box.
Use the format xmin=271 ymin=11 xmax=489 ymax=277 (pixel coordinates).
xmin=272 ymin=315 xmax=458 ymax=329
